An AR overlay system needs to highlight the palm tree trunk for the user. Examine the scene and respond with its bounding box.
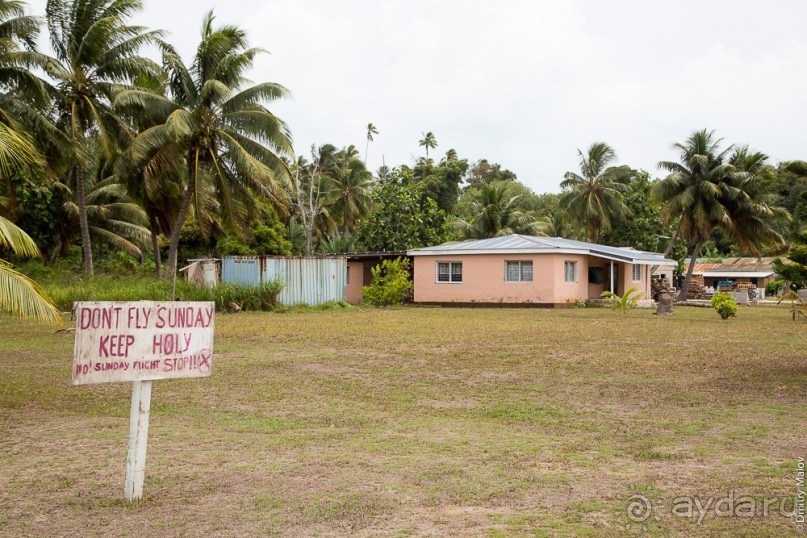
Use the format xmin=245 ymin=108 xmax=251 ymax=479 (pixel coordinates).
xmin=76 ymin=164 xmax=94 ymax=276
xmin=165 ymin=181 xmax=194 ymax=279
xmin=663 ymin=220 xmax=683 ymax=258
xmin=5 ymin=176 xmax=18 ymax=220
xmin=149 ymin=213 xmax=162 ymax=277
xmin=677 ymin=239 xmax=705 ymax=301
xmin=365 ymin=139 xmax=370 ymax=165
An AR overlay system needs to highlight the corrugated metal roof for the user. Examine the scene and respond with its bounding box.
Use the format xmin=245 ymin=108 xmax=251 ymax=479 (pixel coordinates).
xmin=408 ymin=235 xmax=674 ymax=265
xmin=692 ymin=257 xmax=778 ymax=275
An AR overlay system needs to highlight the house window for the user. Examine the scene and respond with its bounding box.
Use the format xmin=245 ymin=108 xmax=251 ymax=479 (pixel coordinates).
xmin=632 ymin=264 xmax=642 ymax=282
xmin=588 ymin=267 xmax=603 ymax=284
xmin=564 ymin=261 xmax=578 ymax=283
xmin=436 ymin=262 xmax=462 ymax=283
xmin=506 ymin=261 xmax=533 ymax=282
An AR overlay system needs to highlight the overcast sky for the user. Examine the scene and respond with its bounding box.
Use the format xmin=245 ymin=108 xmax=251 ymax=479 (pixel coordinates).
xmin=28 ymin=0 xmax=807 ymax=193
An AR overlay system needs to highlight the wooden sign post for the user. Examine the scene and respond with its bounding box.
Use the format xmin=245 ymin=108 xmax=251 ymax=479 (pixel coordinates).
xmin=72 ymin=301 xmax=215 ymax=502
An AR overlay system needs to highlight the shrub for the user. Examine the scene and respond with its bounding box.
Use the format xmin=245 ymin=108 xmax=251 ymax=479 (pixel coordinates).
xmin=711 ymin=292 xmax=738 ymax=320
xmin=362 ymin=257 xmax=412 ymax=307
xmin=42 ymin=275 xmax=283 ymax=313
xmin=600 ymin=287 xmax=643 ymax=315
xmin=765 ymin=279 xmax=785 ymax=297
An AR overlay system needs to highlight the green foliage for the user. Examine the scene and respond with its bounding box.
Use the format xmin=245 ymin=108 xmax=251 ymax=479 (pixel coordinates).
xmin=362 ymin=258 xmax=412 ymax=307
xmin=711 ymin=292 xmax=738 ymax=320
xmin=600 ymin=286 xmax=643 ymax=315
xmin=355 ymin=170 xmax=449 ymax=251
xmin=13 ymin=178 xmax=62 ymax=261
xmin=96 ymin=251 xmax=144 ymax=275
xmin=765 ymin=279 xmax=785 ymax=297
xmin=42 ymin=275 xmax=283 ymax=313
xmin=773 ymin=247 xmax=807 ymax=290
xmin=464 ymin=159 xmax=517 ymax=190
xmin=216 ymin=239 xmax=255 ymax=256
xmin=561 ymin=142 xmax=631 ymax=243
xmin=409 ymin=155 xmax=469 ymax=213
xmin=599 ymin=170 xmax=687 ymax=258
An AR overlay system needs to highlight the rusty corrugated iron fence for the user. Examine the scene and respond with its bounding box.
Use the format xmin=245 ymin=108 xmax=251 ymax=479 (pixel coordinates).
xmin=221 ymin=256 xmax=347 ymax=306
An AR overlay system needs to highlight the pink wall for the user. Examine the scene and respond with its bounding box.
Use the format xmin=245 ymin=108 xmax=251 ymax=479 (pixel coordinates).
xmin=412 ymin=253 xmax=643 ymax=305
xmin=412 ymin=254 xmax=652 ymax=305
xmin=346 ymin=261 xmax=364 ymax=304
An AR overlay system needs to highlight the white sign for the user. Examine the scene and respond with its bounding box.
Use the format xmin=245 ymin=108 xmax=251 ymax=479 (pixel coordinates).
xmin=72 ymin=300 xmax=215 ymax=502
xmin=72 ymin=301 xmax=215 ymax=385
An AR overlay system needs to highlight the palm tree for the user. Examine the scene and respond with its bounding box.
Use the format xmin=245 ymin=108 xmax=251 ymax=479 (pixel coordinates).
xmin=419 ymin=131 xmax=437 ymax=158
xmin=0 ymin=118 xmax=60 ymax=325
xmin=722 ymin=146 xmax=788 ymax=253
xmin=454 ymin=182 xmax=547 ymax=239
xmin=44 ymin=0 xmax=162 ymax=276
xmin=118 ymin=11 xmax=294 ymax=277
xmin=364 ymin=122 xmax=377 ymax=165
xmin=0 ymin=0 xmax=66 ymax=220
xmin=325 ymin=154 xmax=371 ymax=237
xmin=560 ymin=142 xmax=630 ymax=243
xmin=654 ymin=130 xmax=734 ymax=299
xmin=541 ymin=210 xmax=573 ymax=239
xmin=1 ymin=216 xmax=62 ymax=324
xmin=60 ymin=151 xmax=151 ymax=258
xmin=443 ymin=148 xmax=458 ymax=163
xmin=654 ymin=130 xmax=786 ymax=300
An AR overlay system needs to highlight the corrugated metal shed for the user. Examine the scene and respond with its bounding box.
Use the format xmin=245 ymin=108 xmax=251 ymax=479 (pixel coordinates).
xmin=221 ymin=256 xmax=261 ymax=285
xmin=221 ymin=256 xmax=347 ymax=306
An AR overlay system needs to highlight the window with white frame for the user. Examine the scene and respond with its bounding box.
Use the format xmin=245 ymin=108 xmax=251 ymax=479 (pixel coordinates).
xmin=436 ymin=261 xmax=462 ymax=283
xmin=632 ymin=264 xmax=642 ymax=282
xmin=564 ymin=261 xmax=578 ymax=283
xmin=505 ymin=261 xmax=533 ymax=282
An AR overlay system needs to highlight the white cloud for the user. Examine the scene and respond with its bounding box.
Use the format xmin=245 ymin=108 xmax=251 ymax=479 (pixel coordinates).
xmin=25 ymin=0 xmax=807 ymax=192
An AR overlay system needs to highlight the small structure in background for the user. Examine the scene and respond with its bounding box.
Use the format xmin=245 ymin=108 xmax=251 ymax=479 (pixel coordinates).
xmin=345 ymin=252 xmax=411 ymax=305
xmin=181 ymin=259 xmax=220 ymax=288
xmin=220 ymin=256 xmax=347 ymax=306
xmin=691 ymin=257 xmax=778 ymax=299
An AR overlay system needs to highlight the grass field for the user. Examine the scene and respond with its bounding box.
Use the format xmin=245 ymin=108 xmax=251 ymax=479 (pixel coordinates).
xmin=1 ymin=306 xmax=804 ymax=536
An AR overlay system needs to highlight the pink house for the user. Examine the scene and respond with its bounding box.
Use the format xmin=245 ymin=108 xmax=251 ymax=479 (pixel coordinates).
xmin=407 ymin=235 xmax=674 ymax=307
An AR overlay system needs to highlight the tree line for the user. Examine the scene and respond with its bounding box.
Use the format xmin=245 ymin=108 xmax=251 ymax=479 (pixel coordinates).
xmin=1 ymin=0 xmax=805 ymax=320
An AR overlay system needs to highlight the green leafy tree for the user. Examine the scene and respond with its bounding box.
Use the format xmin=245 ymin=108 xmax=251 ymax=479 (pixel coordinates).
xmin=408 ymin=153 xmax=468 ymax=213
xmin=362 ymin=257 xmax=412 ymax=307
xmin=118 ymin=11 xmax=294 ymax=277
xmin=454 ymin=182 xmax=547 ymax=239
xmin=355 ymin=169 xmax=449 ymax=251
xmin=464 ymin=159 xmax=517 ymax=190
xmin=560 ymin=142 xmax=631 ymax=243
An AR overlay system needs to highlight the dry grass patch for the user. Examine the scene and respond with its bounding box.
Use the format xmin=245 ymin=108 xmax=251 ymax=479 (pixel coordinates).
xmin=1 ymin=305 xmax=804 ymax=536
